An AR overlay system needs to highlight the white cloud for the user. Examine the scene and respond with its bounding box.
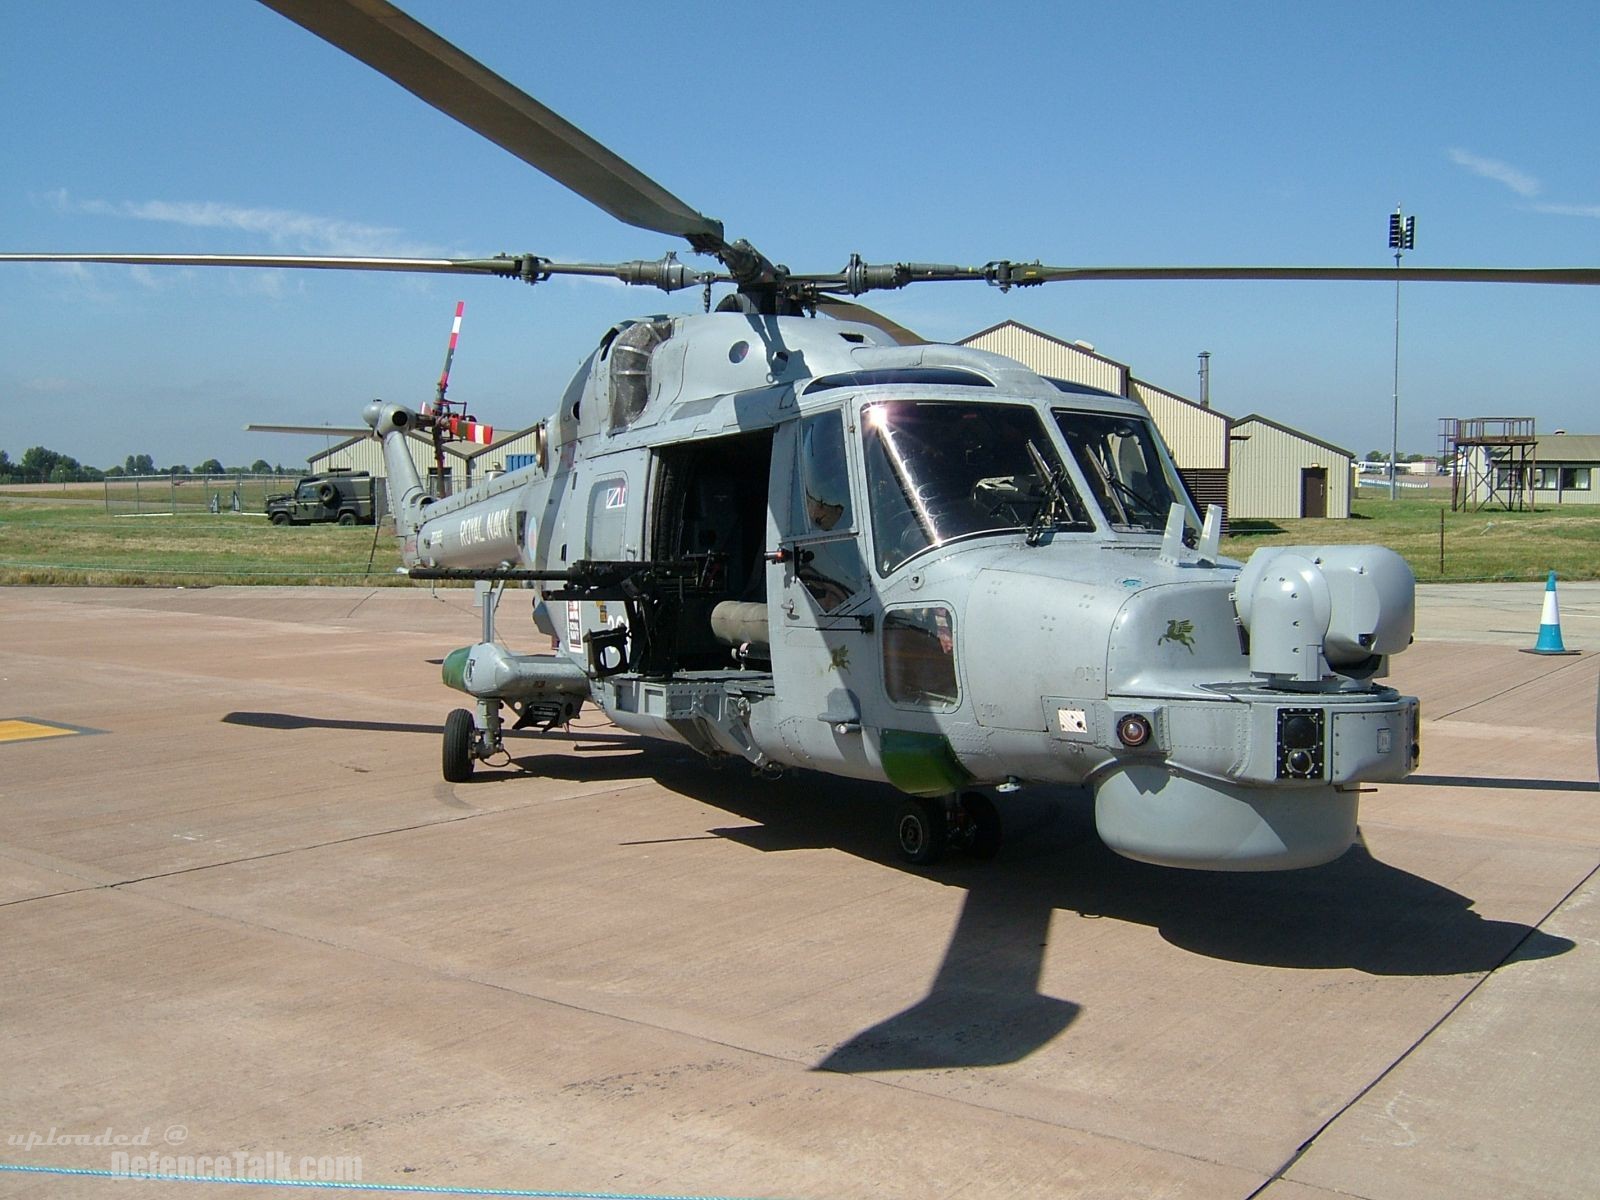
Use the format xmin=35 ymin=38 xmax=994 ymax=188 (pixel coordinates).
xmin=1447 ymin=149 xmax=1542 ymax=198
xmin=44 ymin=190 xmax=443 ymax=256
xmin=1531 ymin=202 xmax=1600 ymax=220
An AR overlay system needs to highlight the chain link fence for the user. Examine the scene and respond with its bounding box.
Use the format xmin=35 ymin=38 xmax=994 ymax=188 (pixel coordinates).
xmin=103 ymin=473 xmax=304 ymax=517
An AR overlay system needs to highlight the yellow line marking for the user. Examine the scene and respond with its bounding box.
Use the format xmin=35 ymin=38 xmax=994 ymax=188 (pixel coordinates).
xmin=0 ymin=719 xmax=92 ymax=744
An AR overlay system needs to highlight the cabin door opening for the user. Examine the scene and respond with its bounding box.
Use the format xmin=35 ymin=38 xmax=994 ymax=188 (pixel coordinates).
xmin=648 ymin=428 xmax=774 ymax=673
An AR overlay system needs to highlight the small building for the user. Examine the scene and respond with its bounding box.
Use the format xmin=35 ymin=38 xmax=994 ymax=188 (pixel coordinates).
xmin=1447 ymin=422 xmax=1599 ymax=509
xmin=1472 ymin=433 xmax=1600 ymax=507
xmin=1227 ymin=414 xmax=1353 ymax=519
xmin=1527 ymin=434 xmax=1600 ymax=505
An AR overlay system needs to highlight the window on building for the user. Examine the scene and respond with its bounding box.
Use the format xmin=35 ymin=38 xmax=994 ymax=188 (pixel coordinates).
xmin=1562 ymin=467 xmax=1591 ymax=491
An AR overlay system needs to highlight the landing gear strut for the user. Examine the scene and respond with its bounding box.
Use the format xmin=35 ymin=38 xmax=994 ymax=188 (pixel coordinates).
xmin=442 ymin=579 xmax=513 ymax=784
xmin=894 ymin=791 xmax=1003 ymax=865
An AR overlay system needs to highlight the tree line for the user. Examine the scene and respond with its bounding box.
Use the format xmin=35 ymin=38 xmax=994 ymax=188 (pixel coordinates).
xmin=0 ymin=448 xmax=297 ymax=485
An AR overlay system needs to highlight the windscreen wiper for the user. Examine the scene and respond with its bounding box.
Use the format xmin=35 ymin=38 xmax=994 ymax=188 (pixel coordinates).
xmin=1024 ymin=439 xmax=1068 ymax=546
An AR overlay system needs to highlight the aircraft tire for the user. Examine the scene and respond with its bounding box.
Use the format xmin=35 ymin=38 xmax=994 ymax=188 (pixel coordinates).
xmin=442 ymin=708 xmax=476 ymax=782
xmin=959 ymin=791 xmax=1003 ymax=860
xmin=895 ymin=796 xmax=949 ymax=865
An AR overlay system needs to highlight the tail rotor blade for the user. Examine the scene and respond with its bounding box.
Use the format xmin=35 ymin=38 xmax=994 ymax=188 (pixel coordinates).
xmin=435 ymin=300 xmax=465 ymax=408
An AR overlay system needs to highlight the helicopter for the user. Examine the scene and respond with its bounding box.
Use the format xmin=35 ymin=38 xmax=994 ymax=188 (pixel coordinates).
xmin=7 ymin=0 xmax=1598 ymax=872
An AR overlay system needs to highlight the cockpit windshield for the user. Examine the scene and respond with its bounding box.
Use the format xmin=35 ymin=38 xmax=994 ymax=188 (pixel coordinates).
xmin=1053 ymin=409 xmax=1195 ymax=534
xmin=862 ymin=400 xmax=1092 ymax=573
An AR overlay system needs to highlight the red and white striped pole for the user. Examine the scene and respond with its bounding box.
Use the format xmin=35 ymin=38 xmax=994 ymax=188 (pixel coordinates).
xmin=433 ymin=300 xmax=465 ymax=411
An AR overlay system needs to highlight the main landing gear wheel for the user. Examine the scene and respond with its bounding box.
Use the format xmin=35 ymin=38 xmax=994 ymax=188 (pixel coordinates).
xmin=442 ymin=707 xmax=476 ymax=783
xmin=893 ymin=793 xmax=1004 ymax=865
xmin=895 ymin=796 xmax=949 ymax=865
xmin=956 ymin=791 xmax=1003 ymax=860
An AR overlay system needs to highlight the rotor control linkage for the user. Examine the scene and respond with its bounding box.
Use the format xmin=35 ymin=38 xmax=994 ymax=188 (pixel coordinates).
xmin=465 ymin=253 xmax=721 ymax=293
xmin=823 ymin=255 xmax=1049 ymax=296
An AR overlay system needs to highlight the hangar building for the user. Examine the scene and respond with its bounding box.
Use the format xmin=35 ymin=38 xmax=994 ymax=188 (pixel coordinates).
xmin=960 ymin=320 xmax=1350 ymax=520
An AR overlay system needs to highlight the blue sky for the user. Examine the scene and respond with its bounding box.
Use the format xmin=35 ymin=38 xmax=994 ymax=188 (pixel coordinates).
xmin=3 ymin=0 xmax=1596 ymax=470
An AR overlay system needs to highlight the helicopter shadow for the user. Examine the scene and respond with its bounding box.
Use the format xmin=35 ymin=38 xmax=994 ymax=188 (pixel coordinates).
xmin=511 ymin=740 xmax=1576 ymax=1074
xmin=221 ymin=710 xmax=637 ymax=748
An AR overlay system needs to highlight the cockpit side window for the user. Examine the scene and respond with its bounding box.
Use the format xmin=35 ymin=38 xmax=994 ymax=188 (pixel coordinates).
xmin=791 ymin=409 xmax=867 ymax=613
xmin=1053 ymin=409 xmax=1195 ymax=533
xmin=797 ymin=409 xmax=853 ymax=533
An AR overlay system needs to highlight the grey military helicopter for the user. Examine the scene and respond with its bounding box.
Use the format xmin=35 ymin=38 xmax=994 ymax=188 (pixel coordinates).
xmin=9 ymin=0 xmax=1598 ymax=873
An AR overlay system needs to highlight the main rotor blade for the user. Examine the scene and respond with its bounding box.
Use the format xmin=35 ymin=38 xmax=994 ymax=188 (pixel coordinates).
xmin=0 ymin=252 xmax=726 ymax=292
xmin=812 ymin=296 xmax=923 ymax=345
xmin=257 ymin=0 xmax=725 ymax=251
xmin=2 ymin=252 xmax=491 ymax=275
xmin=1010 ymin=265 xmax=1600 ymax=285
xmin=799 ymin=261 xmax=1600 ymax=294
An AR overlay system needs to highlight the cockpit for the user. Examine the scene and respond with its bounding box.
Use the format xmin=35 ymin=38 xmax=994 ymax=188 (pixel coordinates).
xmin=859 ymin=399 xmax=1197 ymax=573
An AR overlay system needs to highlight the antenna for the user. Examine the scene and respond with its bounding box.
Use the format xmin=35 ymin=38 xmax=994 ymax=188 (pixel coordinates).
xmin=1387 ymin=208 xmax=1417 ymax=500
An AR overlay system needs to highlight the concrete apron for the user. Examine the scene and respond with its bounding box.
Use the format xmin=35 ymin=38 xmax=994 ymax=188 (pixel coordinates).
xmin=0 ymin=584 xmax=1595 ymax=1200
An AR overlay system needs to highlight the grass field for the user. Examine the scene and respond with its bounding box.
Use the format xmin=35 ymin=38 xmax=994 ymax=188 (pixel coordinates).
xmin=0 ymin=490 xmax=1594 ymax=587
xmin=1221 ymin=492 xmax=1600 ymax=582
xmin=0 ymin=501 xmax=405 ymax=586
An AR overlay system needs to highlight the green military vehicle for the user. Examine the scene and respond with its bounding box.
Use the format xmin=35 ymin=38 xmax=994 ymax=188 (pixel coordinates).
xmin=265 ymin=471 xmax=378 ymax=526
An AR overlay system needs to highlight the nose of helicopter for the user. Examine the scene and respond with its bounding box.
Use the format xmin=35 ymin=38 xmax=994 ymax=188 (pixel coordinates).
xmin=1092 ymin=765 xmax=1359 ymax=871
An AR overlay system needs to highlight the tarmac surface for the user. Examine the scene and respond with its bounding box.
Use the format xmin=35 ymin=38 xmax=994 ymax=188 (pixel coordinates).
xmin=1 ymin=581 xmax=1596 ymax=1200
